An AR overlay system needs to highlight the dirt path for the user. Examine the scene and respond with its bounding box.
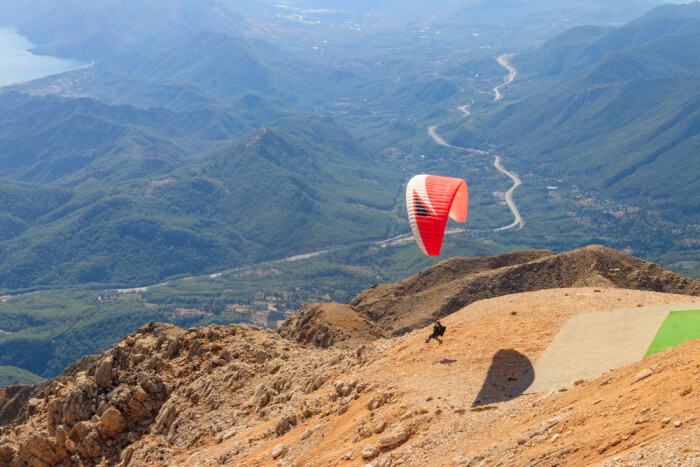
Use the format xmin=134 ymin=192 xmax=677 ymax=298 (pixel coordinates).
xmin=493 ymin=53 xmax=516 ymax=100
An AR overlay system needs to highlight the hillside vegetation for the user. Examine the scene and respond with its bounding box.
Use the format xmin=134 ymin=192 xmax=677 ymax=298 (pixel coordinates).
xmin=0 ymin=114 xmax=403 ymax=291
xmin=460 ymin=3 xmax=700 ymax=222
xmin=0 ymin=367 xmax=42 ymax=389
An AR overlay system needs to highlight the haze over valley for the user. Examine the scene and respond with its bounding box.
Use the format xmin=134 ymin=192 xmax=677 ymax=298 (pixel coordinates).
xmin=0 ymin=0 xmax=698 ymax=426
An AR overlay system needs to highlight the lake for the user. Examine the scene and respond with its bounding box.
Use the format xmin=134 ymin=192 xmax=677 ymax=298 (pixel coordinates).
xmin=0 ymin=27 xmax=86 ymax=86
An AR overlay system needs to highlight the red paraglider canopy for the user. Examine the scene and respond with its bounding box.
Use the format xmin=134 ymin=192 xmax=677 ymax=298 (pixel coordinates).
xmin=406 ymin=174 xmax=468 ymax=256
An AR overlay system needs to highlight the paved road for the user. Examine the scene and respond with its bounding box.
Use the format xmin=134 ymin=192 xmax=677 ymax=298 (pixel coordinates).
xmin=493 ymin=155 xmax=524 ymax=230
xmin=427 ymin=125 xmax=524 ymax=231
xmin=493 ymin=53 xmax=516 ymax=100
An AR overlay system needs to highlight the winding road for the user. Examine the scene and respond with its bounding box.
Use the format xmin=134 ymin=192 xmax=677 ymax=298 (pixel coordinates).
xmin=430 ymin=53 xmax=524 ymax=231
xmin=428 ymin=125 xmax=485 ymax=154
xmin=457 ymin=105 xmax=471 ymax=116
xmin=493 ymin=156 xmax=524 ymax=230
xmin=2 ymin=54 xmax=525 ymax=302
xmin=427 ymin=126 xmax=523 ymax=231
xmin=493 ymin=53 xmax=516 ymax=101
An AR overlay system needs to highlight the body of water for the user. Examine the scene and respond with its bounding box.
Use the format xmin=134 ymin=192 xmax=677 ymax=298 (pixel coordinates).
xmin=0 ymin=27 xmax=86 ymax=86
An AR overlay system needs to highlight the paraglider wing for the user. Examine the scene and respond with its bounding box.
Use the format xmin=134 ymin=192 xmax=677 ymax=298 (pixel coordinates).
xmin=406 ymin=174 xmax=468 ymax=256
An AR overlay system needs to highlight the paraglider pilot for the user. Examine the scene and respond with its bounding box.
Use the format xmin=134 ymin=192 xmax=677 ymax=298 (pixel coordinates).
xmin=426 ymin=320 xmax=446 ymax=345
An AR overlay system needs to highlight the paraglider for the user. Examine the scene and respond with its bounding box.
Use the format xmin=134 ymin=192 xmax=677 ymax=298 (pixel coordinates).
xmin=406 ymin=174 xmax=467 ymax=345
xmin=406 ymin=174 xmax=468 ymax=256
xmin=426 ymin=319 xmax=447 ymax=345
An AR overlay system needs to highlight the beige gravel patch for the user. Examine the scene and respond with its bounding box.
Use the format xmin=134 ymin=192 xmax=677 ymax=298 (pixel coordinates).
xmin=524 ymin=302 xmax=700 ymax=393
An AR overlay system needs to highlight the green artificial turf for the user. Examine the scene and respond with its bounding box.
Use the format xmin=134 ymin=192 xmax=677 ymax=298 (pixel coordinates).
xmin=645 ymin=310 xmax=700 ymax=356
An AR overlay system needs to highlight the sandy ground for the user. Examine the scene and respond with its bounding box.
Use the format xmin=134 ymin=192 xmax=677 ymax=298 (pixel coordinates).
xmin=181 ymin=287 xmax=700 ymax=466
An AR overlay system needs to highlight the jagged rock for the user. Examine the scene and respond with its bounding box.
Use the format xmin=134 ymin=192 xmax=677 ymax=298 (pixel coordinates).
xmin=275 ymin=413 xmax=296 ymax=436
xmin=357 ymin=421 xmax=372 ymax=439
xmin=374 ymin=420 xmax=387 ymax=434
xmin=136 ymin=372 xmax=162 ymax=393
xmin=26 ymin=398 xmax=42 ymax=417
xmin=272 ymin=443 xmax=287 ymax=459
xmin=133 ymin=386 xmax=148 ymax=402
xmin=54 ymin=425 xmax=67 ymax=446
xmin=16 ymin=434 xmax=67 ymax=466
xmin=77 ymin=430 xmax=101 ymax=458
xmin=62 ymin=374 xmax=98 ymax=426
xmin=377 ymin=423 xmax=409 ymax=448
xmin=254 ymin=383 xmax=273 ymax=409
xmin=334 ymin=381 xmax=355 ymax=397
xmin=120 ymin=446 xmax=134 ymax=466
xmin=0 ymin=441 xmax=18 ymax=464
xmin=278 ymin=303 xmax=386 ymax=348
xmin=362 ymin=443 xmax=380 ymax=458
xmin=97 ymin=407 xmax=126 ymax=438
xmin=634 ymin=369 xmax=653 ymax=382
xmin=69 ymin=420 xmax=94 ymax=442
xmin=367 ymin=391 xmax=392 ymax=411
xmin=300 ymin=429 xmax=312 ymax=440
xmin=95 ymin=357 xmax=114 ymax=387
xmin=254 ymin=351 xmax=268 ymax=364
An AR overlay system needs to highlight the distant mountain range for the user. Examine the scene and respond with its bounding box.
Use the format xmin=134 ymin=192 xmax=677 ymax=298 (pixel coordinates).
xmin=11 ymin=31 xmax=322 ymax=111
xmin=456 ymin=2 xmax=700 ymax=222
xmin=0 ymin=0 xmax=249 ymax=60
xmin=1 ymin=0 xmax=698 ymax=293
xmin=0 ymin=113 xmax=403 ymax=290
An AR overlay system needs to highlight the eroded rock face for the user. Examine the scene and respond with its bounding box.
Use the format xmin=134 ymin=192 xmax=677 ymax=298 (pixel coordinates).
xmin=278 ymin=302 xmax=386 ymax=348
xmin=0 ymin=385 xmax=42 ymax=427
xmin=349 ymin=246 xmax=700 ymax=335
xmin=0 ymin=322 xmax=359 ymax=466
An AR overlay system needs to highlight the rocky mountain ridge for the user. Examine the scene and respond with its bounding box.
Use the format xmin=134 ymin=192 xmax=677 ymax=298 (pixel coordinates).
xmin=1 ymin=246 xmax=699 ymax=466
xmin=285 ymin=245 xmax=700 ymax=339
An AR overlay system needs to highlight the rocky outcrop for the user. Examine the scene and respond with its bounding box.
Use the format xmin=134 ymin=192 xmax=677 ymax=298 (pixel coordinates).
xmin=278 ymin=302 xmax=386 ymax=348
xmin=0 ymin=321 xmax=362 ymax=466
xmin=349 ymin=245 xmax=700 ymax=335
xmin=0 ymin=385 xmax=41 ymax=427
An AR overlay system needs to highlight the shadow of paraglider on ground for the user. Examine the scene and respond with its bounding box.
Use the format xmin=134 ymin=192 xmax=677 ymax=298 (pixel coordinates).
xmin=472 ymin=349 xmax=534 ymax=407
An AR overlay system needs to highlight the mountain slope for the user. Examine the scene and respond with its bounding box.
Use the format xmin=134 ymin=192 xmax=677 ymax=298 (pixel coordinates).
xmin=516 ymin=2 xmax=700 ymax=78
xmin=1 ymin=286 xmax=698 ymax=466
xmin=457 ymin=2 xmax=700 ymax=223
xmin=0 ymin=0 xmax=249 ymax=60
xmin=0 ymin=115 xmax=403 ymax=291
xmin=9 ymin=31 xmax=321 ymax=111
xmin=346 ymin=245 xmax=700 ymax=336
xmin=0 ymin=92 xmax=254 ymax=184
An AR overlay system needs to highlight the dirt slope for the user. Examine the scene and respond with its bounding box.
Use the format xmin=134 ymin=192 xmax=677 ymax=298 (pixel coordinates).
xmin=349 ymin=245 xmax=700 ymax=335
xmin=2 ymin=287 xmax=697 ymax=466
